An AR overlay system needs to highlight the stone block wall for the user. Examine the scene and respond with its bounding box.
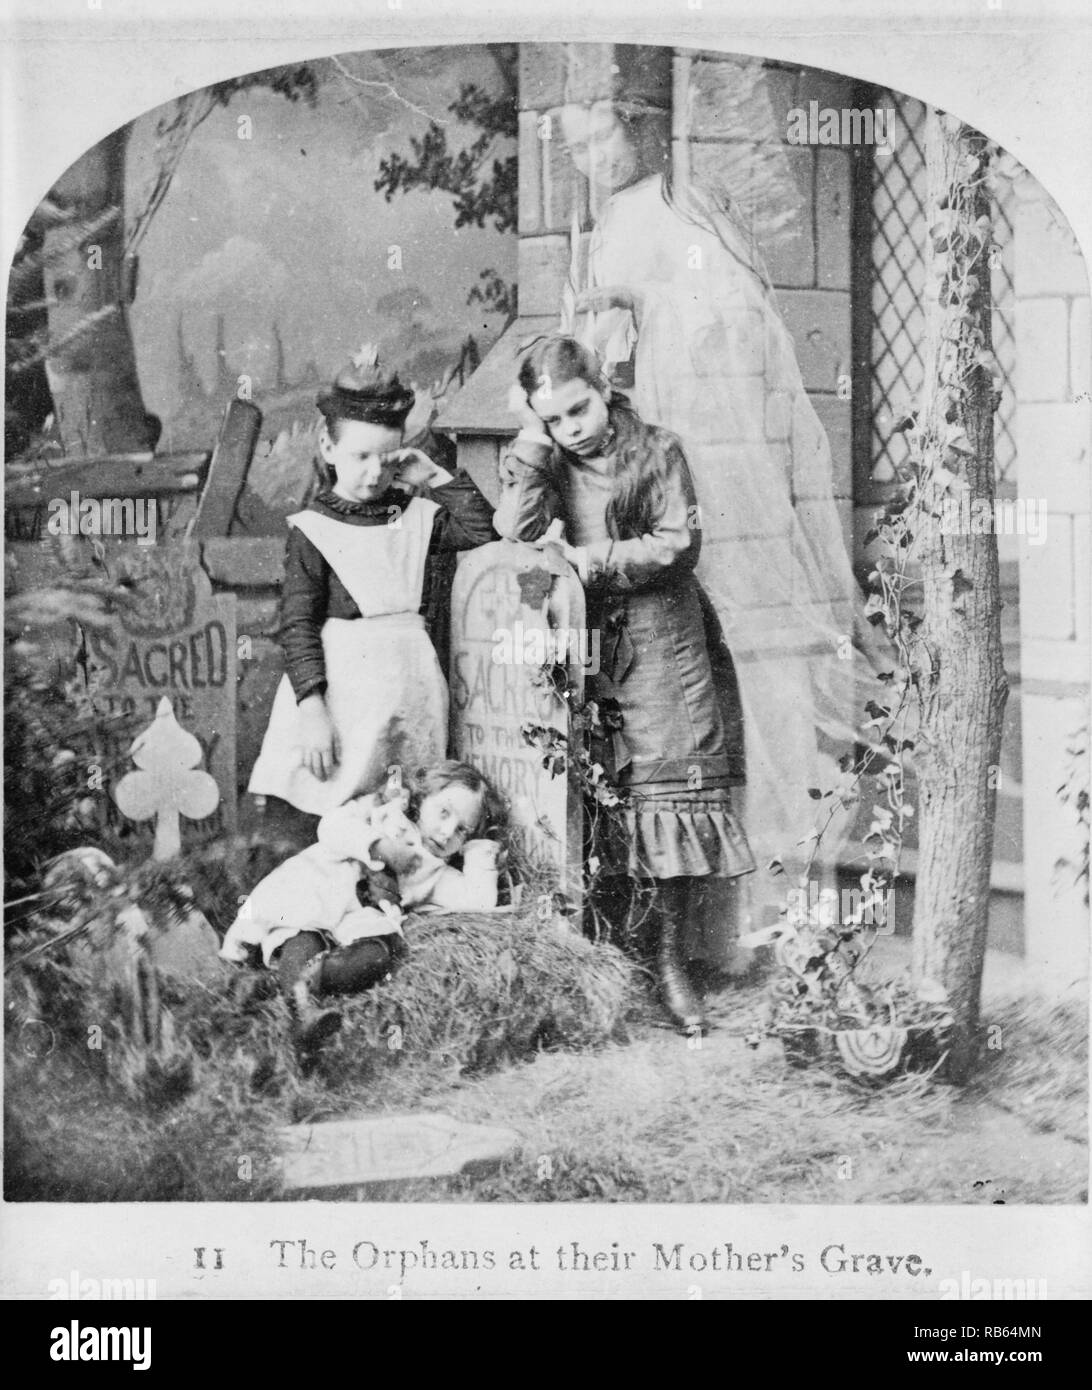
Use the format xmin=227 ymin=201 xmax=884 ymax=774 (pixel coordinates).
xmin=1011 ymin=173 xmax=1091 ymax=988
xmin=506 ymin=47 xmax=860 ymax=631
xmin=675 ymin=55 xmax=856 ymax=508
xmin=483 ymin=47 xmax=858 ymax=534
xmin=515 ymin=43 xmax=673 ymax=322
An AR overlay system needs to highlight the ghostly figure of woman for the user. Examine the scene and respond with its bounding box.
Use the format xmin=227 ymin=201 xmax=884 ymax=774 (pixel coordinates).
xmin=557 ymin=91 xmax=887 ymax=940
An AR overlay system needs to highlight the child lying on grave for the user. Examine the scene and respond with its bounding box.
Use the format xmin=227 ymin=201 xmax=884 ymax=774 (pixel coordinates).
xmin=221 ymin=762 xmax=506 ymax=1049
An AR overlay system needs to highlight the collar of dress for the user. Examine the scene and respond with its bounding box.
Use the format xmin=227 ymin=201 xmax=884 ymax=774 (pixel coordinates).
xmin=312 ymin=487 xmax=412 ymax=521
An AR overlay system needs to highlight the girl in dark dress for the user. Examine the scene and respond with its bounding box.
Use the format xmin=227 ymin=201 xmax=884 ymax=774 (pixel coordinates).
xmin=249 ymin=347 xmax=495 ymax=817
xmin=494 ymin=335 xmax=755 ymax=1033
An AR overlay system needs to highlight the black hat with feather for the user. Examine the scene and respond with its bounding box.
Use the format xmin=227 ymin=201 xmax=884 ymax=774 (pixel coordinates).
xmin=316 ymin=343 xmax=415 ymax=429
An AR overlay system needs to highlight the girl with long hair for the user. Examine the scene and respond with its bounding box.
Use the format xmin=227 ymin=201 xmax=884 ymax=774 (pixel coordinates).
xmin=495 ymin=334 xmax=755 ymax=1034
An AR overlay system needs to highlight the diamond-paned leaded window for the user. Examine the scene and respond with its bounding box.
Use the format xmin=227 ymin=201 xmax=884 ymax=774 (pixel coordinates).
xmin=868 ymin=92 xmax=1017 ymax=493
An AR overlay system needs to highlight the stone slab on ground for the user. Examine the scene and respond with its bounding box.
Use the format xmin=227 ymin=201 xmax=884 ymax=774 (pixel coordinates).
xmin=146 ymin=906 xmax=223 ymax=985
xmin=278 ymin=1112 xmax=521 ymax=1193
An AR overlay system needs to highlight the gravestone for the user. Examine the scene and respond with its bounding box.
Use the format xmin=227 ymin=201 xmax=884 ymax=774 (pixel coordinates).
xmin=449 ymin=540 xmax=585 ymax=905
xmin=278 ymin=1112 xmax=520 ymax=1193
xmin=114 ymin=697 xmax=221 ymax=859
xmin=88 ymin=544 xmax=238 ymax=842
xmin=40 ymin=847 xmax=222 ymax=992
xmin=8 ymin=538 xmax=237 ymax=845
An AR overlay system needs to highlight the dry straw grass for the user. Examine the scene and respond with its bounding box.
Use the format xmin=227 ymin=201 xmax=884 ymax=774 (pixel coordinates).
xmin=5 ymin=899 xmax=638 ymax=1200
xmin=973 ymin=993 xmax=1087 ymax=1144
xmin=316 ymin=909 xmax=638 ymax=1084
xmin=6 ymin=848 xmax=1084 ymax=1206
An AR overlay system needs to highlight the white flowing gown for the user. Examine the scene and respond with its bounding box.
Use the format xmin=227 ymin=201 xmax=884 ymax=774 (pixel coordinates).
xmin=578 ymin=174 xmax=887 ymax=906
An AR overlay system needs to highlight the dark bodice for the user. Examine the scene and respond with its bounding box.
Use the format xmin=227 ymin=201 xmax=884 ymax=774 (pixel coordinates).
xmin=279 ymin=472 xmax=495 ymax=703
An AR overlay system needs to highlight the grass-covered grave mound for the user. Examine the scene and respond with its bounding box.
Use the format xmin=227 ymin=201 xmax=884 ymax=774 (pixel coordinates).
xmin=316 ymin=908 xmax=638 ymax=1083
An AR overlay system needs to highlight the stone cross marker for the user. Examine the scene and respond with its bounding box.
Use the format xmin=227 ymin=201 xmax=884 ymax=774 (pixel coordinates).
xmin=449 ymin=540 xmax=585 ymax=906
xmin=278 ymin=1112 xmax=520 ymax=1193
xmin=96 ymin=546 xmax=237 ymax=838
xmin=114 ymin=697 xmax=221 ymax=859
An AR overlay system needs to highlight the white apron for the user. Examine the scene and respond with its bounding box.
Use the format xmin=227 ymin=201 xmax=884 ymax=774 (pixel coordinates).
xmin=248 ymin=497 xmax=448 ymax=816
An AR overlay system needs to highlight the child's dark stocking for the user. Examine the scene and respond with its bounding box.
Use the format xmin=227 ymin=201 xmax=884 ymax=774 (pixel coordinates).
xmin=274 ymin=932 xmax=343 ymax=1050
xmin=320 ymin=937 xmax=393 ymax=994
xmin=655 ymin=877 xmax=705 ymax=1035
xmin=274 ymin=933 xmax=399 ymax=1056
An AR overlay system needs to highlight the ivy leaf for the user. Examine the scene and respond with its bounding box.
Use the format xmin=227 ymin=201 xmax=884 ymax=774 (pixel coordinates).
xmin=932 ymin=464 xmax=964 ymax=495
xmin=928 ymin=216 xmax=952 ymax=252
xmin=863 ymin=700 xmax=891 ymax=731
xmin=870 ymin=805 xmax=895 ymax=831
xmin=864 ymin=593 xmax=887 ymax=619
xmin=974 ymin=347 xmax=1003 ymax=383
xmin=951 ymin=569 xmax=975 ymax=600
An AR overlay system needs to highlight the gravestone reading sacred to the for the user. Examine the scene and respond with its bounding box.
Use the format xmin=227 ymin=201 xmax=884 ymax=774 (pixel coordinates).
xmin=9 ymin=538 xmax=238 ymax=844
xmin=449 ymin=540 xmax=584 ymax=903
xmin=91 ymin=545 xmax=238 ymax=842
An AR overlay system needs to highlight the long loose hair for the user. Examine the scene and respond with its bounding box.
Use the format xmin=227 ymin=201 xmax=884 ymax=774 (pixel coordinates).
xmin=517 ymin=335 xmax=674 ymax=540
xmin=406 ymin=761 xmax=507 ymax=840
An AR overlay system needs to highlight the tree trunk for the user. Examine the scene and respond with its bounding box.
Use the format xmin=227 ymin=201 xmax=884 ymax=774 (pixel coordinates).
xmin=41 ymin=127 xmax=159 ymax=456
xmin=910 ymin=113 xmax=1009 ymax=1083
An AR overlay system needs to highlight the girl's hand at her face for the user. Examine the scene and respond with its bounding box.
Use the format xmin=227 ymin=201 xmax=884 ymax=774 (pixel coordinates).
xmin=507 ymin=383 xmax=547 ymax=435
xmin=296 ymin=696 xmax=340 ymax=781
xmin=382 ymin=446 xmax=430 ymax=469
xmin=379 ymin=447 xmax=449 ymax=494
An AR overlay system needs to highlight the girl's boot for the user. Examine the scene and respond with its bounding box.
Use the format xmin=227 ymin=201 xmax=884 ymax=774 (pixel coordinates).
xmin=657 ymin=879 xmax=705 ymax=1035
xmin=290 ymin=953 xmax=343 ymax=1051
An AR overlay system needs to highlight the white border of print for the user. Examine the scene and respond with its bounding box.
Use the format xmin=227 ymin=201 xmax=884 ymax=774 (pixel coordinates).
xmin=1 ymin=0 xmax=1089 ymax=1302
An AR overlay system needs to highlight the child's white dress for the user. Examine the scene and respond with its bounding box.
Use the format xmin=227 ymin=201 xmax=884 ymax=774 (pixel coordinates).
xmin=220 ymin=792 xmax=501 ymax=967
xmin=248 ymin=494 xmax=448 ymax=816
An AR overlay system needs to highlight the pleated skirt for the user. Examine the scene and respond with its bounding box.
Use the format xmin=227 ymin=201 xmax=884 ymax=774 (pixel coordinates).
xmin=587 ymin=575 xmax=755 ymax=882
